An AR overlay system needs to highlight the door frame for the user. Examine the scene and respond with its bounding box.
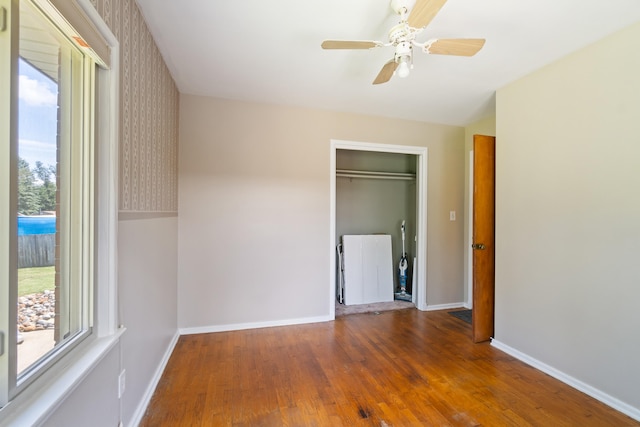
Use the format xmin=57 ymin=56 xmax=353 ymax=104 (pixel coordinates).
xmin=329 ymin=139 xmax=428 ymax=316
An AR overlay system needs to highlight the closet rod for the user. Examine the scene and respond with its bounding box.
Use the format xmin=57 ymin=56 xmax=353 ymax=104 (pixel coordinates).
xmin=336 ymin=169 xmax=416 ymax=181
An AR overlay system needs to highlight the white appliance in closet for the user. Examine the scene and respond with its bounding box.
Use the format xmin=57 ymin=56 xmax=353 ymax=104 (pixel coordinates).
xmin=341 ymin=234 xmax=394 ymax=305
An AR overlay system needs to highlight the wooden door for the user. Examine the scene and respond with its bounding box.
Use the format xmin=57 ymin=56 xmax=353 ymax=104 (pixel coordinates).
xmin=472 ymin=135 xmax=495 ymax=343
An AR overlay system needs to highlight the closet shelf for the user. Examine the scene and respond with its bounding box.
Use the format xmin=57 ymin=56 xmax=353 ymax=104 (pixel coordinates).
xmin=336 ymin=169 xmax=416 ymax=181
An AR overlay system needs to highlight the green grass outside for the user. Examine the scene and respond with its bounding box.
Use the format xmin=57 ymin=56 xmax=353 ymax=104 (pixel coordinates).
xmin=18 ymin=266 xmax=55 ymax=297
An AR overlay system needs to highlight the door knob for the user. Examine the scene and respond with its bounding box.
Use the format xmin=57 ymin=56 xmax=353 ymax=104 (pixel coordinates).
xmin=472 ymin=243 xmax=485 ymax=250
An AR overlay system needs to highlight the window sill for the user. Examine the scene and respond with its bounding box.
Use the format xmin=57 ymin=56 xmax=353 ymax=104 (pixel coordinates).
xmin=0 ymin=327 xmax=126 ymax=426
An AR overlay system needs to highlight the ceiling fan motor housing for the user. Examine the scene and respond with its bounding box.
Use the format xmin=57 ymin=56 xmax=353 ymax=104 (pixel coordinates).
xmin=388 ymin=23 xmax=410 ymax=44
xmin=395 ymin=41 xmax=413 ymax=73
xmin=395 ymin=41 xmax=412 ymax=60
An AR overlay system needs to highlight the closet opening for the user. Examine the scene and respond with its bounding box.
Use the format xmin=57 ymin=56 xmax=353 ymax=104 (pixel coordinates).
xmin=329 ymin=140 xmax=428 ymax=318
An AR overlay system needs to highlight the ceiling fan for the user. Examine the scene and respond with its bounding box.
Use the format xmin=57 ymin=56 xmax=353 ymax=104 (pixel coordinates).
xmin=321 ymin=0 xmax=485 ymax=84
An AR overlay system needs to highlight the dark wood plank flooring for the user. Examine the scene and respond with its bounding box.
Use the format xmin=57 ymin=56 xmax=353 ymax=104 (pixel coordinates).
xmin=141 ymin=309 xmax=638 ymax=426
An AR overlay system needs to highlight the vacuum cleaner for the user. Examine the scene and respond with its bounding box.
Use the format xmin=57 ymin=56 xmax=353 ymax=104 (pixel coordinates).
xmin=395 ymin=220 xmax=412 ymax=302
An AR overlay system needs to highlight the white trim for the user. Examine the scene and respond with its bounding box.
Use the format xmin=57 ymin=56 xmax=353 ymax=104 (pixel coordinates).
xmin=491 ymin=339 xmax=640 ymax=422
xmin=0 ymin=329 xmax=125 ymax=427
xmin=467 ymin=150 xmax=474 ymax=308
xmin=179 ymin=315 xmax=333 ymax=336
xmin=329 ymin=143 xmax=337 ymax=318
xmin=425 ymin=302 xmax=466 ymax=311
xmin=89 ymin=2 xmax=119 ymax=336
xmin=329 ymin=139 xmax=428 ymax=313
xmin=129 ymin=331 xmax=180 ymax=427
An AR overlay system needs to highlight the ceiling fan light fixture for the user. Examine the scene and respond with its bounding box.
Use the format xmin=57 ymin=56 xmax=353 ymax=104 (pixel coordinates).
xmin=396 ymin=55 xmax=411 ymax=78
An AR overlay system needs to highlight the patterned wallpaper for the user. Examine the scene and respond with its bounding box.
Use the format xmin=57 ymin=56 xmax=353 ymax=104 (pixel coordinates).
xmin=90 ymin=0 xmax=179 ymax=213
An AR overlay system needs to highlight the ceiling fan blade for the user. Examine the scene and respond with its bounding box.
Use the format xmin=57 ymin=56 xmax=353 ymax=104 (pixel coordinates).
xmin=425 ymin=38 xmax=486 ymax=56
xmin=321 ymin=40 xmax=380 ymax=49
xmin=407 ymin=0 xmax=448 ymax=29
xmin=373 ymin=60 xmax=398 ymax=85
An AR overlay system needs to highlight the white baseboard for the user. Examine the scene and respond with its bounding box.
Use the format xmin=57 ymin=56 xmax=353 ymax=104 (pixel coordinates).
xmin=129 ymin=331 xmax=180 ymax=427
xmin=179 ymin=314 xmax=334 ymax=335
xmin=491 ymin=339 xmax=640 ymax=422
xmin=425 ymin=302 xmax=466 ymax=311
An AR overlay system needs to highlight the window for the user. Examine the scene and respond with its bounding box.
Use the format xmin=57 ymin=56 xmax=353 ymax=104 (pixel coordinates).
xmin=0 ymin=0 xmax=117 ymax=416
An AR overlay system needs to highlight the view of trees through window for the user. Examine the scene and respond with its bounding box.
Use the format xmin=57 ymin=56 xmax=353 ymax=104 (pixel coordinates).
xmin=18 ymin=158 xmax=56 ymax=215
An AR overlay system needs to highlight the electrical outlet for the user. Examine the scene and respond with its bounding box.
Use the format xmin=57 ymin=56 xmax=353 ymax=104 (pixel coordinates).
xmin=449 ymin=211 xmax=456 ymax=221
xmin=118 ymin=370 xmax=126 ymax=398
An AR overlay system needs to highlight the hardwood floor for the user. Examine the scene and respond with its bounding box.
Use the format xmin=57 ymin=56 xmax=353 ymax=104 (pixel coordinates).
xmin=141 ymin=309 xmax=638 ymax=426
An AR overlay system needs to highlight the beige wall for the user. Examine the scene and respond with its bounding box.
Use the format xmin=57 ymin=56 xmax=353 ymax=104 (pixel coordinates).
xmin=116 ymin=216 xmax=178 ymax=423
xmin=495 ymin=22 xmax=640 ymax=414
xmin=41 ymin=344 xmax=121 ymax=427
xmin=178 ymin=95 xmax=466 ymax=329
xmin=463 ymin=116 xmax=496 ymax=305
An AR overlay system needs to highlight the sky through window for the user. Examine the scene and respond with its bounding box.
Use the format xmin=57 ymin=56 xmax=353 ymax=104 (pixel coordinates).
xmin=18 ymin=58 xmax=58 ymax=169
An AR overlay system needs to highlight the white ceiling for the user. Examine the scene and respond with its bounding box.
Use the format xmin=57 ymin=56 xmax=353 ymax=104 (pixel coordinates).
xmin=135 ymin=0 xmax=640 ymax=126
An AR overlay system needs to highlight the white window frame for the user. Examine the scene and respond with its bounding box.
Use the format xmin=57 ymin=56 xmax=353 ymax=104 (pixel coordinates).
xmin=0 ymin=0 xmax=120 ymax=424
